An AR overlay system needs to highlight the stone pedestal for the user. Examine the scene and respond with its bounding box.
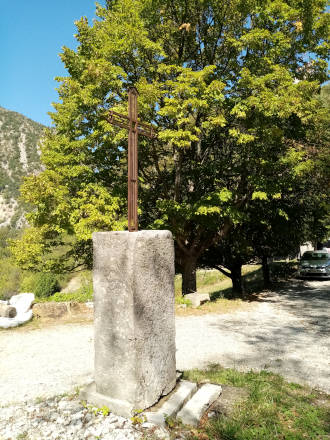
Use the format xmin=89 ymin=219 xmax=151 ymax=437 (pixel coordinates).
xmin=81 ymin=230 xmax=176 ymax=417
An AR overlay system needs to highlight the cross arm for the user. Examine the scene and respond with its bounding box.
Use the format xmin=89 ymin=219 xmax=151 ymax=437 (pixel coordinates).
xmin=107 ymin=111 xmax=157 ymax=139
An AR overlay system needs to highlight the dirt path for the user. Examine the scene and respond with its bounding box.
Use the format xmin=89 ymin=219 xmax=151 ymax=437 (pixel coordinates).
xmin=0 ymin=280 xmax=329 ymax=406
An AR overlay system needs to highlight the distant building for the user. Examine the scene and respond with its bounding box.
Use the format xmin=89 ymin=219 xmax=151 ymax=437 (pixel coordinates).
xmin=321 ymin=238 xmax=330 ymax=252
xmin=299 ymin=242 xmax=314 ymax=258
xmin=299 ymin=239 xmax=330 ymax=257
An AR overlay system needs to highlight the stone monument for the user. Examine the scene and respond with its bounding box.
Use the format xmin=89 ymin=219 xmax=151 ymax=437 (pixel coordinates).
xmin=81 ymin=230 xmax=176 ymax=417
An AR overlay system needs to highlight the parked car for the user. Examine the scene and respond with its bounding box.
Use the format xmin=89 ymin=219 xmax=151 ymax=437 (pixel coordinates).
xmin=298 ymin=250 xmax=330 ymax=279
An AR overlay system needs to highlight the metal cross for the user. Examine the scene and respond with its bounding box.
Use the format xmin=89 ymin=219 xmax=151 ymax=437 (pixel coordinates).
xmin=107 ymin=87 xmax=156 ymax=232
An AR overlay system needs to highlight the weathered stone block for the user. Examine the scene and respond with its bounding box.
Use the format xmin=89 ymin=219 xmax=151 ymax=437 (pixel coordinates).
xmin=32 ymin=302 xmax=68 ymax=319
xmin=69 ymin=302 xmax=94 ymax=318
xmin=86 ymin=230 xmax=176 ymax=416
xmin=184 ymin=293 xmax=210 ymax=308
xmin=32 ymin=301 xmax=93 ymax=320
xmin=0 ymin=304 xmax=16 ymax=318
xmin=177 ymin=383 xmax=222 ymax=426
xmin=145 ymin=380 xmax=197 ymax=426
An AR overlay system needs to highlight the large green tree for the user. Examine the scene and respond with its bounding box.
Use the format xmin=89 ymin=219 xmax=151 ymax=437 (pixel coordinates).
xmin=201 ymin=183 xmax=328 ymax=295
xmin=200 ymin=81 xmax=330 ymax=295
xmin=11 ymin=0 xmax=329 ymax=293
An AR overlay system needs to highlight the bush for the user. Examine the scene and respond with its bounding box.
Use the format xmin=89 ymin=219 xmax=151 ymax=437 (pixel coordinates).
xmin=37 ymin=280 xmax=93 ymax=303
xmin=0 ymin=257 xmax=21 ymax=300
xmin=20 ymin=272 xmax=40 ymax=293
xmin=34 ymin=273 xmax=60 ymax=298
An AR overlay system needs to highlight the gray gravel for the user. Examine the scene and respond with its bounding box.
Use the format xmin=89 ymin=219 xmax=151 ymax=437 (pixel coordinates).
xmin=0 ymin=324 xmax=94 ymax=405
xmin=176 ymin=279 xmax=330 ymax=392
xmin=0 ymin=279 xmax=329 ymax=409
xmin=0 ymin=395 xmax=170 ymax=440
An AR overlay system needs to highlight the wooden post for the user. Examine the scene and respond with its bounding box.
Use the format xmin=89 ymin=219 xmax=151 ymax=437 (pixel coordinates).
xmin=107 ymin=87 xmax=156 ymax=232
xmin=128 ymin=88 xmax=138 ymax=231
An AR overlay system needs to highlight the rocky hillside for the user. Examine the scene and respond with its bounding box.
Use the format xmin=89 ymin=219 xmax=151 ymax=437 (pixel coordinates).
xmin=0 ymin=107 xmax=45 ymax=227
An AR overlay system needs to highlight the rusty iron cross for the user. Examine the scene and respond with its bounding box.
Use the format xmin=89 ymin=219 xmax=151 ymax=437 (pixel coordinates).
xmin=107 ymin=87 xmax=156 ymax=232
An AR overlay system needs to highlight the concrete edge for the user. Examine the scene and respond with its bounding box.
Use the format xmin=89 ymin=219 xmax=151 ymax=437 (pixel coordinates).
xmin=177 ymin=383 xmax=222 ymax=427
xmin=79 ymin=382 xmax=134 ymax=418
xmin=145 ymin=380 xmax=198 ymax=427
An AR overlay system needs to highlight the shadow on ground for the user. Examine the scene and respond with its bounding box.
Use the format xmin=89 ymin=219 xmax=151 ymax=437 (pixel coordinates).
xmin=209 ymin=267 xmax=264 ymax=302
xmin=176 ymin=279 xmax=330 ymax=392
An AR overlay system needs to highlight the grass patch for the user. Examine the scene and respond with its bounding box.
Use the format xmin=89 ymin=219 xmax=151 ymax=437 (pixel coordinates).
xmin=182 ymin=365 xmax=330 ymax=440
xmin=36 ymin=272 xmax=93 ymax=303
xmin=175 ymin=265 xmax=262 ymax=298
xmin=175 ymin=296 xmax=192 ymax=306
xmin=175 ymin=266 xmax=261 ymax=316
xmin=174 ymin=262 xmax=298 ymax=316
xmin=37 ymin=288 xmax=93 ymax=303
xmin=175 ymin=269 xmax=228 ymax=296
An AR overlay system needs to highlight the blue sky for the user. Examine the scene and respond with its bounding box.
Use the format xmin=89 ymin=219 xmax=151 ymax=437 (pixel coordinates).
xmin=1 ymin=1 xmax=104 ymax=126
xmin=2 ymin=2 xmax=328 ymax=127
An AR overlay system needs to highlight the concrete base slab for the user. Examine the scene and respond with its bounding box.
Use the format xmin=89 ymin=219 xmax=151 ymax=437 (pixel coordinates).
xmin=146 ymin=380 xmax=197 ymax=427
xmin=80 ymin=382 xmax=134 ymax=418
xmin=81 ymin=379 xmax=222 ymax=428
xmin=177 ymin=383 xmax=222 ymax=426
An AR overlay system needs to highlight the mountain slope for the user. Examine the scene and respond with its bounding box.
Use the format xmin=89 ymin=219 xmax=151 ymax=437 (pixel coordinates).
xmin=0 ymin=107 xmax=45 ymax=227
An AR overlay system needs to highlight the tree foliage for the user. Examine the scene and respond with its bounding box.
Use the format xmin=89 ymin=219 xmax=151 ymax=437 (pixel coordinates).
xmin=11 ymin=0 xmax=329 ymax=293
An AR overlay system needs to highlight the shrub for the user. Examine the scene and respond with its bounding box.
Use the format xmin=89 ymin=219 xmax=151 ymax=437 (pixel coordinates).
xmin=34 ymin=273 xmax=60 ymax=298
xmin=36 ymin=279 xmax=93 ymax=303
xmin=78 ymin=277 xmax=93 ymax=297
xmin=20 ymin=272 xmax=39 ymax=293
xmin=0 ymin=257 xmax=21 ymax=300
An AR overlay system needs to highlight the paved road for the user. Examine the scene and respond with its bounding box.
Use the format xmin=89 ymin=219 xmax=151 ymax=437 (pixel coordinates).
xmin=0 ymin=280 xmax=329 ymax=405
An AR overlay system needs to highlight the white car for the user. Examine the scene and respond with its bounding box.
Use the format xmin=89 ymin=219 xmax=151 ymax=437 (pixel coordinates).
xmin=298 ymin=250 xmax=330 ymax=279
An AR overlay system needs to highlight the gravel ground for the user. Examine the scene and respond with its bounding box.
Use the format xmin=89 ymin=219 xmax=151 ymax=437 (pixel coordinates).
xmin=0 ymin=396 xmax=161 ymax=440
xmin=0 ymin=279 xmax=329 ymax=409
xmin=177 ymin=279 xmax=330 ymax=392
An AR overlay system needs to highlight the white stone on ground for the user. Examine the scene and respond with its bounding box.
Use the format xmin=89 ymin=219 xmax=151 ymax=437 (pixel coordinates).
xmin=0 ymin=293 xmax=34 ymax=328
xmin=145 ymin=380 xmax=197 ymax=426
xmin=177 ymin=384 xmax=222 ymax=426
xmin=184 ymin=293 xmax=210 ymax=308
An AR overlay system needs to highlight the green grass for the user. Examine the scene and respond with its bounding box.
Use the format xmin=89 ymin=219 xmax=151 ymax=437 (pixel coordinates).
xmin=175 ymin=262 xmax=296 ymax=307
xmin=37 ymin=290 xmax=93 ymax=303
xmin=174 ymin=266 xmax=263 ymax=315
xmin=174 ymin=269 xmax=227 ymax=296
xmin=34 ymin=262 xmax=295 ymax=310
xmin=37 ymin=272 xmax=93 ymax=303
xmin=37 ymin=286 xmax=93 ymax=303
xmin=183 ymin=365 xmax=330 ymax=440
xmin=175 ymin=265 xmax=263 ymax=299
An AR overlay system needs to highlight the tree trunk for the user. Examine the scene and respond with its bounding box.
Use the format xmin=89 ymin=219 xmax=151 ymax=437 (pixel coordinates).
xmin=182 ymin=257 xmax=197 ymax=295
xmin=262 ymin=255 xmax=271 ymax=287
xmin=230 ymin=263 xmax=244 ymax=297
xmin=174 ymin=149 xmax=183 ymax=203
